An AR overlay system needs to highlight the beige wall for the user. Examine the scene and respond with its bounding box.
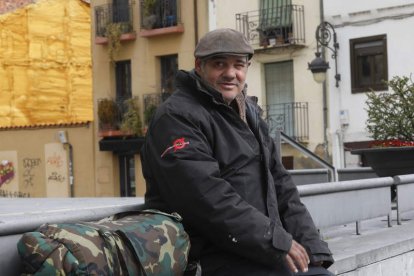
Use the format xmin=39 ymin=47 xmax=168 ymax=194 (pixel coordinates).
xmin=0 ymin=125 xmax=95 ymax=197
xmin=0 ymin=0 xmax=96 ymax=197
xmin=91 ymin=0 xmax=209 ymax=197
xmin=212 ymin=0 xmax=326 ymax=163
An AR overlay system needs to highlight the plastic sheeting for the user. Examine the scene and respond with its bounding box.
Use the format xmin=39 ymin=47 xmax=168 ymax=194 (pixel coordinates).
xmin=0 ymin=0 xmax=92 ymax=128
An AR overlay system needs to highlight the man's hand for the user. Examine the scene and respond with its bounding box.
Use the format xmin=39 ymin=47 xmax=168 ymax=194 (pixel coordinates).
xmin=284 ymin=240 xmax=310 ymax=273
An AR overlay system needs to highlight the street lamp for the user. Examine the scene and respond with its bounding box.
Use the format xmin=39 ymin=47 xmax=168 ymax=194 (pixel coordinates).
xmin=308 ymin=21 xmax=340 ymax=87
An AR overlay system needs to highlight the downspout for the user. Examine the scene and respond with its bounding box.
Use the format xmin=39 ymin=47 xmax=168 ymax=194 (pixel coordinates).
xmin=320 ymin=0 xmax=329 ymax=163
xmin=193 ymin=0 xmax=198 ymax=46
xmin=68 ymin=144 xmax=74 ymax=197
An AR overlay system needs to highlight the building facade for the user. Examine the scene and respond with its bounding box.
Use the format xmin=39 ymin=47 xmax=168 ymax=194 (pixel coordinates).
xmin=0 ymin=0 xmax=94 ymax=198
xmin=212 ymin=0 xmax=328 ymax=169
xmin=323 ymin=0 xmax=414 ymax=168
xmin=1 ymin=0 xmax=334 ymax=198
xmin=91 ymin=0 xmax=210 ymax=197
xmin=91 ymin=0 xmax=332 ymax=197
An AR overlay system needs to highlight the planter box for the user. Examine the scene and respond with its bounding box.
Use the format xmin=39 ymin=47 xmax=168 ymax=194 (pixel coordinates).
xmin=351 ymin=147 xmax=414 ymax=177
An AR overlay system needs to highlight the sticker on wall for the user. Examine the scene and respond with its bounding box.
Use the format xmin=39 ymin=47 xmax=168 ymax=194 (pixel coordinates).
xmin=0 ymin=160 xmax=15 ymax=187
xmin=0 ymin=151 xmax=23 ymax=197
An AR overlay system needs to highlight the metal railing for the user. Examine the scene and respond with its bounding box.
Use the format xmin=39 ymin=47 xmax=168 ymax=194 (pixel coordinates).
xmin=236 ymin=5 xmax=305 ymax=47
xmin=95 ymin=2 xmax=134 ymax=37
xmin=263 ymin=102 xmax=308 ymax=142
xmin=140 ymin=0 xmax=181 ymax=30
xmin=97 ymin=97 xmax=140 ymax=132
xmin=276 ymin=131 xmax=338 ymax=182
xmin=143 ymin=92 xmax=171 ymax=124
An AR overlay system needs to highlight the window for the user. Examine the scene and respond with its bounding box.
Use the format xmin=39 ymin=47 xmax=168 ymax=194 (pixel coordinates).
xmin=160 ymin=54 xmax=178 ymax=94
xmin=115 ymin=60 xmax=132 ymax=100
xmin=350 ymin=35 xmax=388 ymax=93
xmin=113 ymin=0 xmax=132 ymax=33
xmin=119 ymin=155 xmax=135 ymax=197
xmin=113 ymin=0 xmax=130 ymax=23
xmin=265 ymin=61 xmax=294 ymax=137
xmin=258 ymin=0 xmax=292 ymax=46
xmin=141 ymin=0 xmax=178 ymax=29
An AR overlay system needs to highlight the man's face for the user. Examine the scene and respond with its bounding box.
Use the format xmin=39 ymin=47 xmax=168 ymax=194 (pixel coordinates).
xmin=195 ymin=55 xmax=249 ymax=104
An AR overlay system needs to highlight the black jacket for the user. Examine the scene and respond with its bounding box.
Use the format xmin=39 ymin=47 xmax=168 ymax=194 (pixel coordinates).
xmin=141 ymin=70 xmax=333 ymax=269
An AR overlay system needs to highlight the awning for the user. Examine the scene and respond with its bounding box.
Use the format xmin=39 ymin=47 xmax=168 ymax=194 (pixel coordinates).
xmin=99 ymin=137 xmax=145 ymax=155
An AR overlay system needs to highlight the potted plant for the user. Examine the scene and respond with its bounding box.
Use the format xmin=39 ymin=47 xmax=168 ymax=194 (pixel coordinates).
xmin=144 ymin=104 xmax=157 ymax=126
xmin=120 ymin=97 xmax=144 ymax=137
xmin=142 ymin=0 xmax=157 ymax=29
xmin=105 ymin=23 xmax=122 ymax=63
xmin=352 ymin=75 xmax=414 ymax=177
xmin=97 ymin=98 xmax=118 ymax=132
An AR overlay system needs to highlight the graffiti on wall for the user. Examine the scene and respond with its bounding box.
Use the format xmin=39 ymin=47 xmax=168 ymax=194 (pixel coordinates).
xmin=0 ymin=151 xmax=23 ymax=197
xmin=0 ymin=160 xmax=15 ymax=187
xmin=22 ymin=158 xmax=41 ymax=187
xmin=45 ymin=143 xmax=68 ymax=197
xmin=46 ymin=152 xmax=66 ymax=183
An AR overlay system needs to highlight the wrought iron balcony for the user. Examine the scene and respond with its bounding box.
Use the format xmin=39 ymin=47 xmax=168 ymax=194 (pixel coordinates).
xmin=140 ymin=0 xmax=181 ymax=30
xmin=97 ymin=97 xmax=142 ymax=136
xmin=262 ymin=102 xmax=309 ymax=142
xmin=143 ymin=92 xmax=171 ymax=124
xmin=94 ymin=2 xmax=134 ymax=38
xmin=236 ymin=5 xmax=305 ymax=48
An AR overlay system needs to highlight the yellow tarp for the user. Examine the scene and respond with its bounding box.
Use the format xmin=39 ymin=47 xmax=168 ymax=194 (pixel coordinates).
xmin=0 ymin=0 xmax=92 ymax=127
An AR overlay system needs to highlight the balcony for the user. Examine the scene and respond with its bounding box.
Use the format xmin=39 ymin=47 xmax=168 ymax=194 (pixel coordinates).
xmin=143 ymin=92 xmax=171 ymax=124
xmin=236 ymin=5 xmax=305 ymax=50
xmin=94 ymin=2 xmax=136 ymax=45
xmin=262 ymin=102 xmax=309 ymax=142
xmin=97 ymin=97 xmax=141 ymax=137
xmin=97 ymin=97 xmax=146 ymax=154
xmin=139 ymin=0 xmax=183 ymax=37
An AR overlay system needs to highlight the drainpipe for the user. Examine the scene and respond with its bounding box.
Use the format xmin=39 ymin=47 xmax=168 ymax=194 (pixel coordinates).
xmin=67 ymin=144 xmax=74 ymax=197
xmin=320 ymin=0 xmax=329 ymax=163
xmin=193 ymin=0 xmax=198 ymax=46
xmin=58 ymin=130 xmax=74 ymax=197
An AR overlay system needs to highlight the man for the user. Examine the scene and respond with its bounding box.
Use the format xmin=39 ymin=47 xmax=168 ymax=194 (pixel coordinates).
xmin=141 ymin=28 xmax=334 ymax=275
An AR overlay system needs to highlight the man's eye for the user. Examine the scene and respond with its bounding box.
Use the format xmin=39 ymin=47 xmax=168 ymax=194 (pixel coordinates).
xmin=214 ymin=62 xmax=225 ymax=68
xmin=235 ymin=63 xmax=246 ymax=69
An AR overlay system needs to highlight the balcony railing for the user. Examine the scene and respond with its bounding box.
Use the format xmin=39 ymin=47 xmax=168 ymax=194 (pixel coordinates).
xmin=236 ymin=5 xmax=305 ymax=48
xmin=95 ymin=2 xmax=134 ymax=37
xmin=262 ymin=102 xmax=308 ymax=142
xmin=143 ymin=92 xmax=171 ymax=124
xmin=97 ymin=97 xmax=142 ymax=136
xmin=140 ymin=0 xmax=181 ymax=30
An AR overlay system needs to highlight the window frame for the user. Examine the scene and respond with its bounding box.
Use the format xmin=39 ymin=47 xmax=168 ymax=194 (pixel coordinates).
xmin=350 ymin=34 xmax=388 ymax=93
xmin=160 ymin=54 xmax=178 ymax=94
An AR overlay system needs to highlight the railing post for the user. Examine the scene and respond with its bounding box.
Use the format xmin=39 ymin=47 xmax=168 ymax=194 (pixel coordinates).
xmin=356 ymin=220 xmax=361 ymax=235
xmin=274 ymin=131 xmax=282 ymax=162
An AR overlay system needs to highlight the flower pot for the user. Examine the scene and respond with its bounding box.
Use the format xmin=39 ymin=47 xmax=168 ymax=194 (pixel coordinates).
xmin=351 ymin=147 xmax=414 ymax=177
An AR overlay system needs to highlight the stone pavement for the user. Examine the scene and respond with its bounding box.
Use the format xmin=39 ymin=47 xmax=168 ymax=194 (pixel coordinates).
xmin=324 ymin=210 xmax=414 ymax=275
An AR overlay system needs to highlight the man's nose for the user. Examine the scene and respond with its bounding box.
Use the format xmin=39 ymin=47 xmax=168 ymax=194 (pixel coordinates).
xmin=222 ymin=66 xmax=236 ymax=78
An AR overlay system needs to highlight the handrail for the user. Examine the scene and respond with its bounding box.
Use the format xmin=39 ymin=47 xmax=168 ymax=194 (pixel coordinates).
xmin=298 ymin=177 xmax=394 ymax=196
xmin=274 ymin=131 xmax=338 ymax=181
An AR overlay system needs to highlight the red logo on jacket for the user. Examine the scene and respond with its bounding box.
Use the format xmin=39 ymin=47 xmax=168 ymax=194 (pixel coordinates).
xmin=161 ymin=137 xmax=190 ymax=158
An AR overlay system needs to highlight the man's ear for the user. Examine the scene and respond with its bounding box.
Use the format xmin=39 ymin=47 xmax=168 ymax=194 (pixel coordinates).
xmin=195 ymin=58 xmax=202 ymax=73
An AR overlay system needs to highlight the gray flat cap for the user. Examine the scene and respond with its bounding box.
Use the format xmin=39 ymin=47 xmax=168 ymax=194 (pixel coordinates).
xmin=194 ymin=28 xmax=254 ymax=60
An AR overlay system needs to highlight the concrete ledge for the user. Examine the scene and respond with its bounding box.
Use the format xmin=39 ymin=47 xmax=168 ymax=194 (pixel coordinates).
xmin=0 ymin=197 xmax=145 ymax=276
xmin=0 ymin=197 xmax=144 ymax=235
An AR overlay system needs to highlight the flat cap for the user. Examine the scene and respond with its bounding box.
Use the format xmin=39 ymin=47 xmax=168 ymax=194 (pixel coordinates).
xmin=194 ymin=28 xmax=254 ymax=60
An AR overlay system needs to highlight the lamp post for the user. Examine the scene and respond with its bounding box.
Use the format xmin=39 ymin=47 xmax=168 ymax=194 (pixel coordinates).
xmin=308 ymin=21 xmax=340 ymax=87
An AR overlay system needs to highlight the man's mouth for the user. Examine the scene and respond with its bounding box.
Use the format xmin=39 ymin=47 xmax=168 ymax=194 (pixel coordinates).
xmin=218 ymin=82 xmax=239 ymax=89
